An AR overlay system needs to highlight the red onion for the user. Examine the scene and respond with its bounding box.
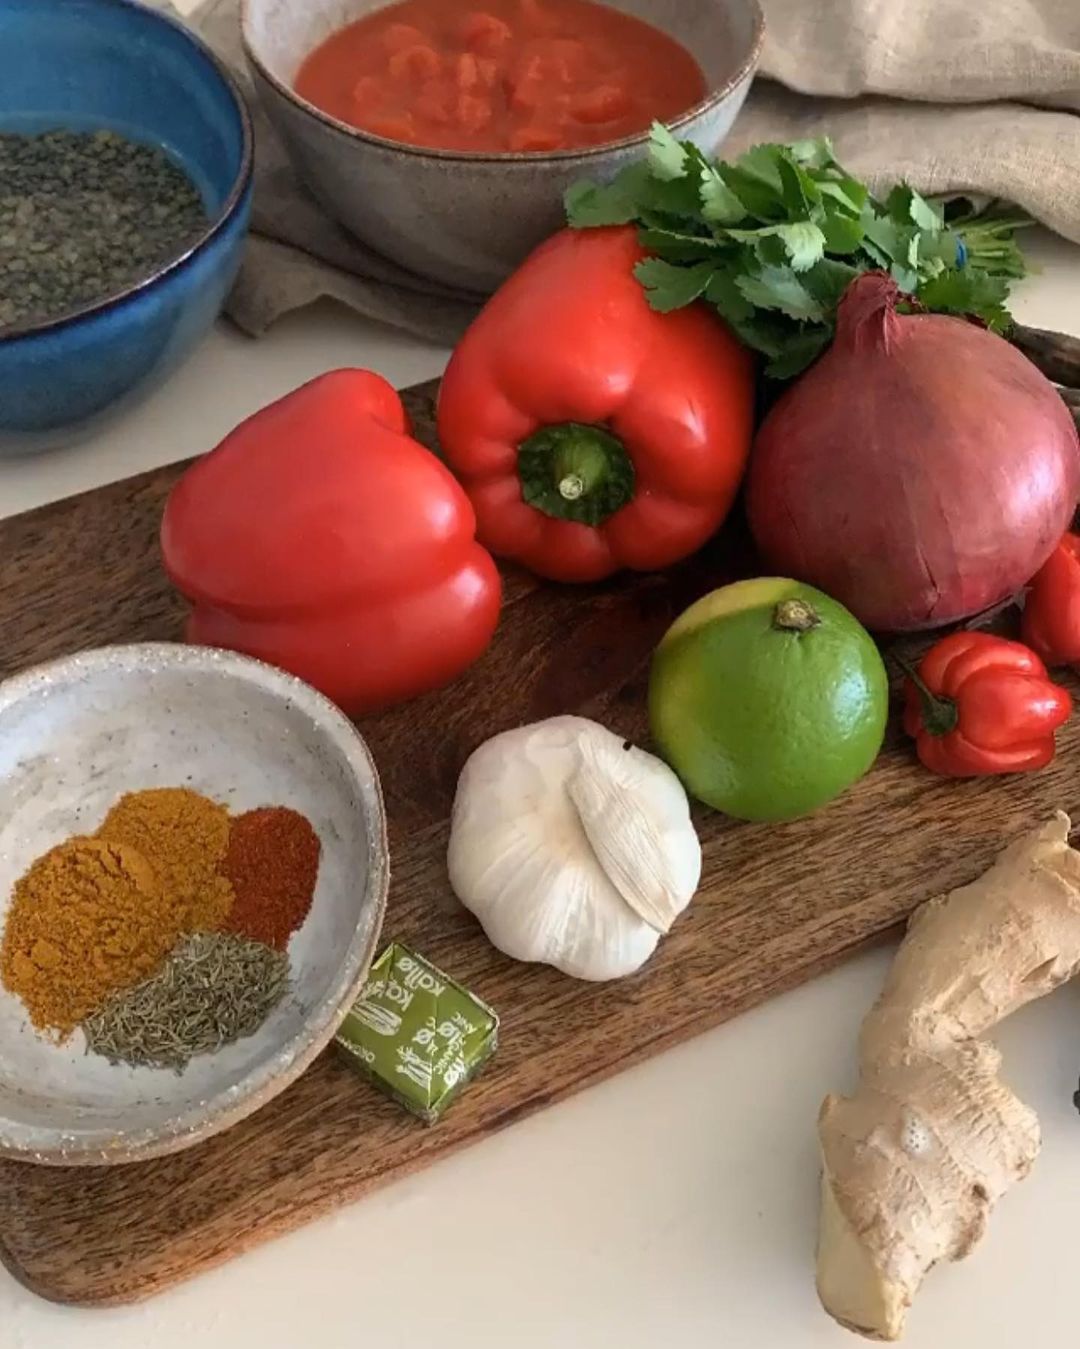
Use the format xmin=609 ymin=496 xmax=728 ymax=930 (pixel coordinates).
xmin=746 ymin=273 xmax=1080 ymax=632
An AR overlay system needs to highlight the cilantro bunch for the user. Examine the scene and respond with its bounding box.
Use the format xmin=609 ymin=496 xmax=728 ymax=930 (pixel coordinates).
xmin=565 ymin=128 xmax=1031 ymax=379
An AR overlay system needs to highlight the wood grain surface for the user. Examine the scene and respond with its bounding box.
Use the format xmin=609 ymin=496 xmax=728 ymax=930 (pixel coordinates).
xmin=1 ymin=379 xmax=1077 ymax=1307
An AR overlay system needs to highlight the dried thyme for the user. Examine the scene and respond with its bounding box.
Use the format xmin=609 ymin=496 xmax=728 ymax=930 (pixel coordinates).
xmin=0 ymin=128 xmax=207 ymax=332
xmin=83 ymin=932 xmax=289 ymax=1073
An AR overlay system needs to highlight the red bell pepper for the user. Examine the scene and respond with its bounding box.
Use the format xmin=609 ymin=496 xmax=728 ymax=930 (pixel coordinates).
xmin=901 ymin=631 xmax=1072 ymax=777
xmin=1021 ymin=531 xmax=1080 ymax=667
xmin=161 ymin=369 xmax=501 ymax=715
xmin=436 ymin=226 xmax=755 ymax=583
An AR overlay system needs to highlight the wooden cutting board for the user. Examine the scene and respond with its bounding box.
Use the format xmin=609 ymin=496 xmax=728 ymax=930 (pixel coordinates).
xmin=1 ymin=378 xmax=1077 ymax=1308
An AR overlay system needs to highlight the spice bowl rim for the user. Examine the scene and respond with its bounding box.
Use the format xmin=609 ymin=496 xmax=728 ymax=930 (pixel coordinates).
xmin=0 ymin=0 xmax=255 ymax=345
xmin=239 ymin=0 xmax=765 ymax=166
xmin=0 ymin=641 xmax=390 ymax=1167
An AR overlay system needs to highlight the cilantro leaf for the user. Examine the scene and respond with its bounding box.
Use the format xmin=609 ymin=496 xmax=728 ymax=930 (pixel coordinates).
xmin=727 ymin=312 xmax=824 ymax=370
xmin=647 ymin=122 xmax=689 ymax=182
xmin=635 ymin=258 xmax=716 ymax=311
xmin=699 ymin=165 xmax=746 ymax=225
xmin=719 ymin=144 xmax=788 ymax=221
xmin=776 ymin=155 xmax=820 ymax=215
xmin=565 ymin=163 xmax=653 ymax=226
xmin=564 ymin=131 xmax=1029 ymax=379
xmin=734 ymin=144 xmax=786 ymax=193
xmin=917 ymin=268 xmax=1012 ymax=329
xmin=725 ymin=222 xmax=826 ymax=272
xmin=725 ymin=313 xmax=789 ymax=359
xmin=917 ymin=230 xmax=963 ymax=270
xmin=820 ymin=206 xmax=865 ymax=254
xmin=908 ymin=189 xmax=943 ymax=233
xmin=886 ymin=185 xmax=942 ymax=233
xmin=565 ymin=179 xmax=638 ymax=227
xmin=637 ymin=227 xmax=727 ymax=263
xmin=704 ymin=267 xmax=756 ymax=324
xmin=774 ymin=221 xmax=827 ymax=271
xmin=764 ymin=328 xmax=833 ymax=379
xmin=754 ymin=233 xmax=793 ymax=267
xmin=817 ymin=178 xmax=868 ymax=216
xmin=787 ymin=138 xmax=840 ymax=170
xmin=637 ymin=169 xmax=707 ymax=220
xmin=860 ymin=215 xmax=920 ymax=290
xmin=735 ymin=266 xmax=825 ymax=322
xmin=800 ymin=258 xmax=862 ymax=309
xmin=861 ymin=212 xmax=908 ymax=267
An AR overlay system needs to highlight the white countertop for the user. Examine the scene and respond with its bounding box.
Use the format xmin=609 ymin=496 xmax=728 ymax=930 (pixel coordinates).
xmin=3 ymin=233 xmax=1080 ymax=1349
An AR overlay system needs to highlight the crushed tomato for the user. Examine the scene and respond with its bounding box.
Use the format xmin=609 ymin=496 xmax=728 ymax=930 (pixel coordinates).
xmin=293 ymin=0 xmax=708 ymax=154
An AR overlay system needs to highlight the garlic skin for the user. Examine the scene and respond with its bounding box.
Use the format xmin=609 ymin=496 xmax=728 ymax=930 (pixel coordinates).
xmin=447 ymin=716 xmax=701 ymax=981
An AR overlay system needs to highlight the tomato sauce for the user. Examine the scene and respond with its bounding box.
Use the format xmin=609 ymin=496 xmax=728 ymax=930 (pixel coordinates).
xmin=293 ymin=0 xmax=708 ymax=154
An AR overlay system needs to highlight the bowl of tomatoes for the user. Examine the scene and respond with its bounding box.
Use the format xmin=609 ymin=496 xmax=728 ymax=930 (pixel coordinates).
xmin=241 ymin=0 xmax=764 ymax=294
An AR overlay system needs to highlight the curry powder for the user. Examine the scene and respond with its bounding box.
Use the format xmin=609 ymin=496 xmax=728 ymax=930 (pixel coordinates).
xmin=97 ymin=787 xmax=235 ymax=933
xmin=0 ymin=837 xmax=185 ymax=1036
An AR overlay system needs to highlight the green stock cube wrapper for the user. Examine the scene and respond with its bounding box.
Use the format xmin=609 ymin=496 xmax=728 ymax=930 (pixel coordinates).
xmin=335 ymin=942 xmax=499 ymax=1124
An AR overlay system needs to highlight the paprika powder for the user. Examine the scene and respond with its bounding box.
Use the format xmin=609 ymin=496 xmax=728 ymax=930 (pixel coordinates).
xmin=223 ymin=807 xmax=321 ymax=950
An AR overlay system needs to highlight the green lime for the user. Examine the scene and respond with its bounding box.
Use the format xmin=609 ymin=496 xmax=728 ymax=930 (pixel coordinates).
xmin=648 ymin=578 xmax=888 ymax=822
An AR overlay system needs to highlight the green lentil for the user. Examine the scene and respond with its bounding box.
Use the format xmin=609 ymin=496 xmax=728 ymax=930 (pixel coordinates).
xmin=0 ymin=128 xmax=208 ymax=332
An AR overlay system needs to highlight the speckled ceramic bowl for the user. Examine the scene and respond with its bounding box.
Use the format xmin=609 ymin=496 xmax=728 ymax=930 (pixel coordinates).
xmin=0 ymin=643 xmax=389 ymax=1166
xmin=241 ymin=0 xmax=764 ymax=293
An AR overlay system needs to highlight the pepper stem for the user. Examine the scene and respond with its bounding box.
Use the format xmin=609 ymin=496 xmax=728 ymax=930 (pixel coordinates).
xmin=773 ymin=598 xmax=821 ymax=632
xmin=517 ymin=422 xmax=636 ymax=527
xmin=895 ymin=653 xmax=959 ymax=736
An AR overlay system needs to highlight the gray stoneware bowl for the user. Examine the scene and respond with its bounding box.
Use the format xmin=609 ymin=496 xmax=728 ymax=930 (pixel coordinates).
xmin=241 ymin=0 xmax=764 ymax=293
xmin=0 ymin=643 xmax=389 ymax=1166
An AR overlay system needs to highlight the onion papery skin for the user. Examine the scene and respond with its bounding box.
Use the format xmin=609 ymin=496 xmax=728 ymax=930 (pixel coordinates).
xmin=747 ymin=273 xmax=1080 ymax=633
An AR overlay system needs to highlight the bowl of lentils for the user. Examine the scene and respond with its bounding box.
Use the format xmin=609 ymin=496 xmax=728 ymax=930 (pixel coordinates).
xmin=0 ymin=0 xmax=253 ymax=453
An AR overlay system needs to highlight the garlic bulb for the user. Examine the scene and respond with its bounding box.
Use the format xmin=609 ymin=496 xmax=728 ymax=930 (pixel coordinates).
xmin=447 ymin=716 xmax=701 ymax=981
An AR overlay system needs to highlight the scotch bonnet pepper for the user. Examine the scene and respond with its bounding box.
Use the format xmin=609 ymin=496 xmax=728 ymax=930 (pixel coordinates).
xmin=901 ymin=631 xmax=1072 ymax=777
xmin=1021 ymin=531 xmax=1080 ymax=667
xmin=161 ymin=369 xmax=501 ymax=715
xmin=436 ymin=226 xmax=755 ymax=583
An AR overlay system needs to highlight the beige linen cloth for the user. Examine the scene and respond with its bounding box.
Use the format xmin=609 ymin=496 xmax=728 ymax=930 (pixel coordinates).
xmin=185 ymin=0 xmax=1080 ymax=343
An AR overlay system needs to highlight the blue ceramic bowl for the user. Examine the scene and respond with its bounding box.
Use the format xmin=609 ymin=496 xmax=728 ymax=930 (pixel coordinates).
xmin=0 ymin=0 xmax=253 ymax=454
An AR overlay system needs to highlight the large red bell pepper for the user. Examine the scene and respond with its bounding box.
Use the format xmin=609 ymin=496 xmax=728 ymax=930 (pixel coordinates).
xmin=161 ymin=369 xmax=501 ymax=715
xmin=1021 ymin=531 xmax=1080 ymax=667
xmin=437 ymin=226 xmax=755 ymax=583
xmin=901 ymin=631 xmax=1072 ymax=776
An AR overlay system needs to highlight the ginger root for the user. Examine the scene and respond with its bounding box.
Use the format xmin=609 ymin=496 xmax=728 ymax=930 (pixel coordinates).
xmin=817 ymin=812 xmax=1080 ymax=1340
